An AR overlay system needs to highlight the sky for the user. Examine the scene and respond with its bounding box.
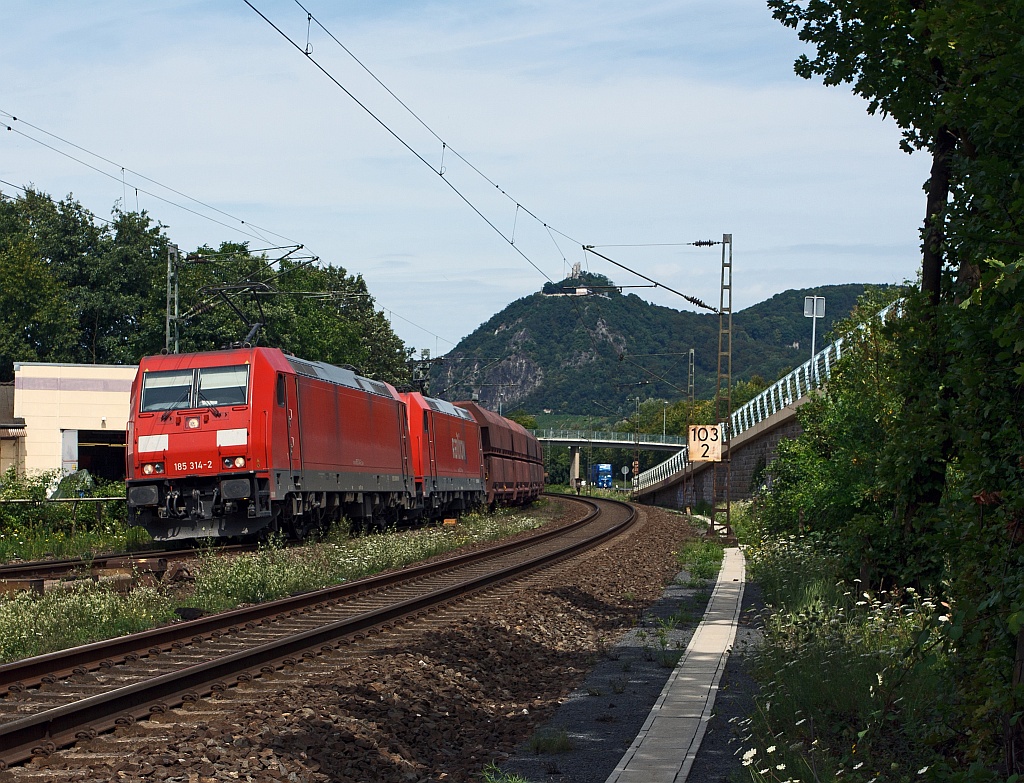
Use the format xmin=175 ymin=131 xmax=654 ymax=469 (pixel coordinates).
xmin=1 ymin=1 xmax=929 ymax=354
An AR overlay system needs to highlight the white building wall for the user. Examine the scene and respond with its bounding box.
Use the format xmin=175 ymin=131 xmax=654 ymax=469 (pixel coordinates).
xmin=13 ymin=363 xmax=138 ymax=476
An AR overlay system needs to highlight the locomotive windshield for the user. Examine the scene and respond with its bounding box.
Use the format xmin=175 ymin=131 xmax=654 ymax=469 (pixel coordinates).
xmin=140 ymin=365 xmax=249 ymax=412
xmin=140 ymin=370 xmax=194 ymax=412
xmin=198 ymin=366 xmax=249 ymax=407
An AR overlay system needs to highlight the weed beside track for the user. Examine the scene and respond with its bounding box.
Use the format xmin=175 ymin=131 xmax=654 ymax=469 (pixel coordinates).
xmin=0 ymin=503 xmax=559 ymax=663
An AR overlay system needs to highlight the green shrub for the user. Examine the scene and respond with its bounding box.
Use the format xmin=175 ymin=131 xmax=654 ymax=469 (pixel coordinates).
xmin=0 ymin=506 xmax=551 ymax=663
xmin=528 ymin=728 xmax=573 ymax=754
xmin=0 ymin=469 xmax=147 ymax=562
xmin=739 ymin=530 xmax=956 ymax=782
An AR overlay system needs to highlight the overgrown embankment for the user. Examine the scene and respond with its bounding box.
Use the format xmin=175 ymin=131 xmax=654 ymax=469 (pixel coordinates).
xmin=735 ymin=282 xmax=1024 ymax=782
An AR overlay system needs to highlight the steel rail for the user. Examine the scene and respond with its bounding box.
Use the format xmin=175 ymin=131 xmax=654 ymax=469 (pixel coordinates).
xmin=0 ymin=495 xmax=598 ymax=693
xmin=0 ymin=496 xmax=634 ymax=768
xmin=0 ymin=544 xmax=260 ymax=583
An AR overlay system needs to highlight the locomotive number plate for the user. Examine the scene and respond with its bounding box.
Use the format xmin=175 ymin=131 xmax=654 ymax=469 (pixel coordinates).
xmin=174 ymin=460 xmax=214 ymax=471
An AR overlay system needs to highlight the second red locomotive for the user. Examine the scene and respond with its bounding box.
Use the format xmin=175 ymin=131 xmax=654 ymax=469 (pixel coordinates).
xmin=125 ymin=346 xmax=543 ymax=542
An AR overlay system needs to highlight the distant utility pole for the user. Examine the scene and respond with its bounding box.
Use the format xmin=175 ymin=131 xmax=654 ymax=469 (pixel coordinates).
xmin=683 ymin=347 xmax=695 ymax=509
xmin=410 ymin=349 xmax=443 ymax=395
xmin=632 ymin=396 xmax=641 ymax=491
xmin=165 ymin=244 xmax=180 ymax=353
xmin=804 ymin=295 xmax=825 ymax=385
xmin=687 ymin=348 xmax=695 ymax=409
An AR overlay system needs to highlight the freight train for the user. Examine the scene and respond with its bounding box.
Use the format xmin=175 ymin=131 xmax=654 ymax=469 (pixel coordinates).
xmin=125 ymin=346 xmax=544 ymax=542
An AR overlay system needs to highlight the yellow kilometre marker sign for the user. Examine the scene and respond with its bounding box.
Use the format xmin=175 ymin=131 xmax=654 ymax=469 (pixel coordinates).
xmin=688 ymin=424 xmax=723 ymax=462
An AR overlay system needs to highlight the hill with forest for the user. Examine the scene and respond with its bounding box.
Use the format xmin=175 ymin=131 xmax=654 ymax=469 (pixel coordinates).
xmin=431 ymin=272 xmax=882 ymax=413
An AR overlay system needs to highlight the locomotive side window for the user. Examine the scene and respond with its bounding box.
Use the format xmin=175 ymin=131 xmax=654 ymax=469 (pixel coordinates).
xmin=423 ymin=411 xmax=429 ymax=432
xmin=276 ymin=373 xmax=286 ymax=407
xmin=198 ymin=365 xmax=249 ymax=407
xmin=140 ymin=369 xmax=195 ymax=412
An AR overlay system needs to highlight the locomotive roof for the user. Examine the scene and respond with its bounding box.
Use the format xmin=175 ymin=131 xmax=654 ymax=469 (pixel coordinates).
xmin=285 ymin=356 xmax=395 ymax=399
xmin=419 ymin=394 xmax=475 ymax=422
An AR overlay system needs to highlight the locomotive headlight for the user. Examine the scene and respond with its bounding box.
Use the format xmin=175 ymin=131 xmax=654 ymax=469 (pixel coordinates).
xmin=141 ymin=462 xmax=164 ymax=475
xmin=222 ymin=457 xmax=232 ymax=468
xmin=143 ymin=463 xmax=154 ymax=475
xmin=186 ymin=417 xmax=200 ymax=430
xmin=233 ymin=456 xmax=246 ymax=468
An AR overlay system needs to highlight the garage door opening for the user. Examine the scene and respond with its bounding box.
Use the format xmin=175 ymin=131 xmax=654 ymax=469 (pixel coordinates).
xmin=76 ymin=429 xmax=127 ymax=482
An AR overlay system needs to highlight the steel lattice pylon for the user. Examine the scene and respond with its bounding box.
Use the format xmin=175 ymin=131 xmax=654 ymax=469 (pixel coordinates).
xmin=711 ymin=234 xmax=733 ymax=539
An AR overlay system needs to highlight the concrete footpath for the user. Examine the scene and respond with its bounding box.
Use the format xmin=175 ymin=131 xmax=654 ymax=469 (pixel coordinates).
xmin=604 ymin=547 xmax=746 ymax=783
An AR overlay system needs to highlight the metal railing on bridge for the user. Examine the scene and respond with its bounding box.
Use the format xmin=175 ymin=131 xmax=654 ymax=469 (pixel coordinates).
xmin=529 ymin=429 xmax=687 ymax=448
xmin=634 ymin=447 xmax=690 ymax=492
xmin=633 ymin=301 xmax=899 ymax=493
xmin=729 ymin=300 xmax=898 ymax=440
xmin=729 ymin=340 xmax=842 ymax=439
xmin=631 ymin=343 xmax=842 ymax=493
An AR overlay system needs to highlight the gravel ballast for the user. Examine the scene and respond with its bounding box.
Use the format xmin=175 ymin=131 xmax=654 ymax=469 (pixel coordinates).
xmin=500 ymin=531 xmax=763 ymax=783
xmin=2 ymin=500 xmax=760 ymax=783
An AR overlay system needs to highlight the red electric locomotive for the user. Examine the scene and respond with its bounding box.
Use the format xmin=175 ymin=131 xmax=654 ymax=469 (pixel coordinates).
xmin=398 ymin=392 xmax=486 ymax=518
xmin=127 ymin=346 xmax=414 ymax=541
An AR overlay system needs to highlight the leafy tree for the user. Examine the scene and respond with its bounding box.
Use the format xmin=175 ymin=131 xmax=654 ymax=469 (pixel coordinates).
xmin=768 ymin=0 xmax=1024 ymax=303
xmin=0 ymin=190 xmax=409 ymax=386
xmin=80 ymin=208 xmax=169 ymax=364
xmin=172 ymin=243 xmax=409 ymax=386
xmin=505 ymin=409 xmax=537 ymax=429
xmin=0 ymin=190 xmax=85 ymax=376
xmin=766 ymin=0 xmax=948 ymax=302
xmin=762 ymin=3 xmax=1024 ymax=773
xmin=0 ymin=235 xmax=77 ymax=379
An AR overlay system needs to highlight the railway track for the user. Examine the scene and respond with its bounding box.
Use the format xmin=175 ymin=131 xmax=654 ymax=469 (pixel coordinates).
xmin=0 ymin=496 xmax=634 ymax=772
xmin=0 ymin=544 xmax=261 ymax=592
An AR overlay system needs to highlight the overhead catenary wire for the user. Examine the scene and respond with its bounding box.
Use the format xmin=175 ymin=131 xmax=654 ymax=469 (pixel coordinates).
xmin=1 ymin=118 xmax=277 ymax=247
xmin=293 ymin=0 xmax=558 ymax=234
xmin=4 ymin=5 xmax=719 ymax=376
xmin=1 ymin=116 xmax=327 ymax=297
xmin=0 ymin=110 xmax=300 ymax=249
xmin=282 ymin=0 xmax=720 ymax=314
xmin=583 ymin=245 xmax=718 ymax=313
xmin=244 ymin=0 xmax=554 ymax=284
xmin=0 ymin=178 xmax=116 ymax=227
xmin=588 ymin=242 xmax=720 ymax=248
xmin=0 ymin=116 xmax=451 ymax=347
xmin=245 ymin=0 xmax=720 ymax=403
xmin=430 ymin=355 xmax=508 ymax=396
xmin=385 ymin=309 xmax=457 ymax=349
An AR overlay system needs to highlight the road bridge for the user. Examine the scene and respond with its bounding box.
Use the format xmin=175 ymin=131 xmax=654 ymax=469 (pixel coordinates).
xmin=531 ymin=429 xmax=685 ymax=452
xmin=530 ymin=430 xmax=686 ymax=488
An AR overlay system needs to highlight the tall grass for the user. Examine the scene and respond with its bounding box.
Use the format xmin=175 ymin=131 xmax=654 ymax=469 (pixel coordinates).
xmin=188 ymin=508 xmax=547 ymax=611
xmin=0 ymin=582 xmax=177 ymax=662
xmin=737 ymin=533 xmax=952 ymax=782
xmin=676 ymin=538 xmax=724 ymax=581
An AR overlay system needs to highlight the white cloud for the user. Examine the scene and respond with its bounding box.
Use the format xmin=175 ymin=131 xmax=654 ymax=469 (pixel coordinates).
xmin=0 ymin=0 xmax=929 ymax=352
